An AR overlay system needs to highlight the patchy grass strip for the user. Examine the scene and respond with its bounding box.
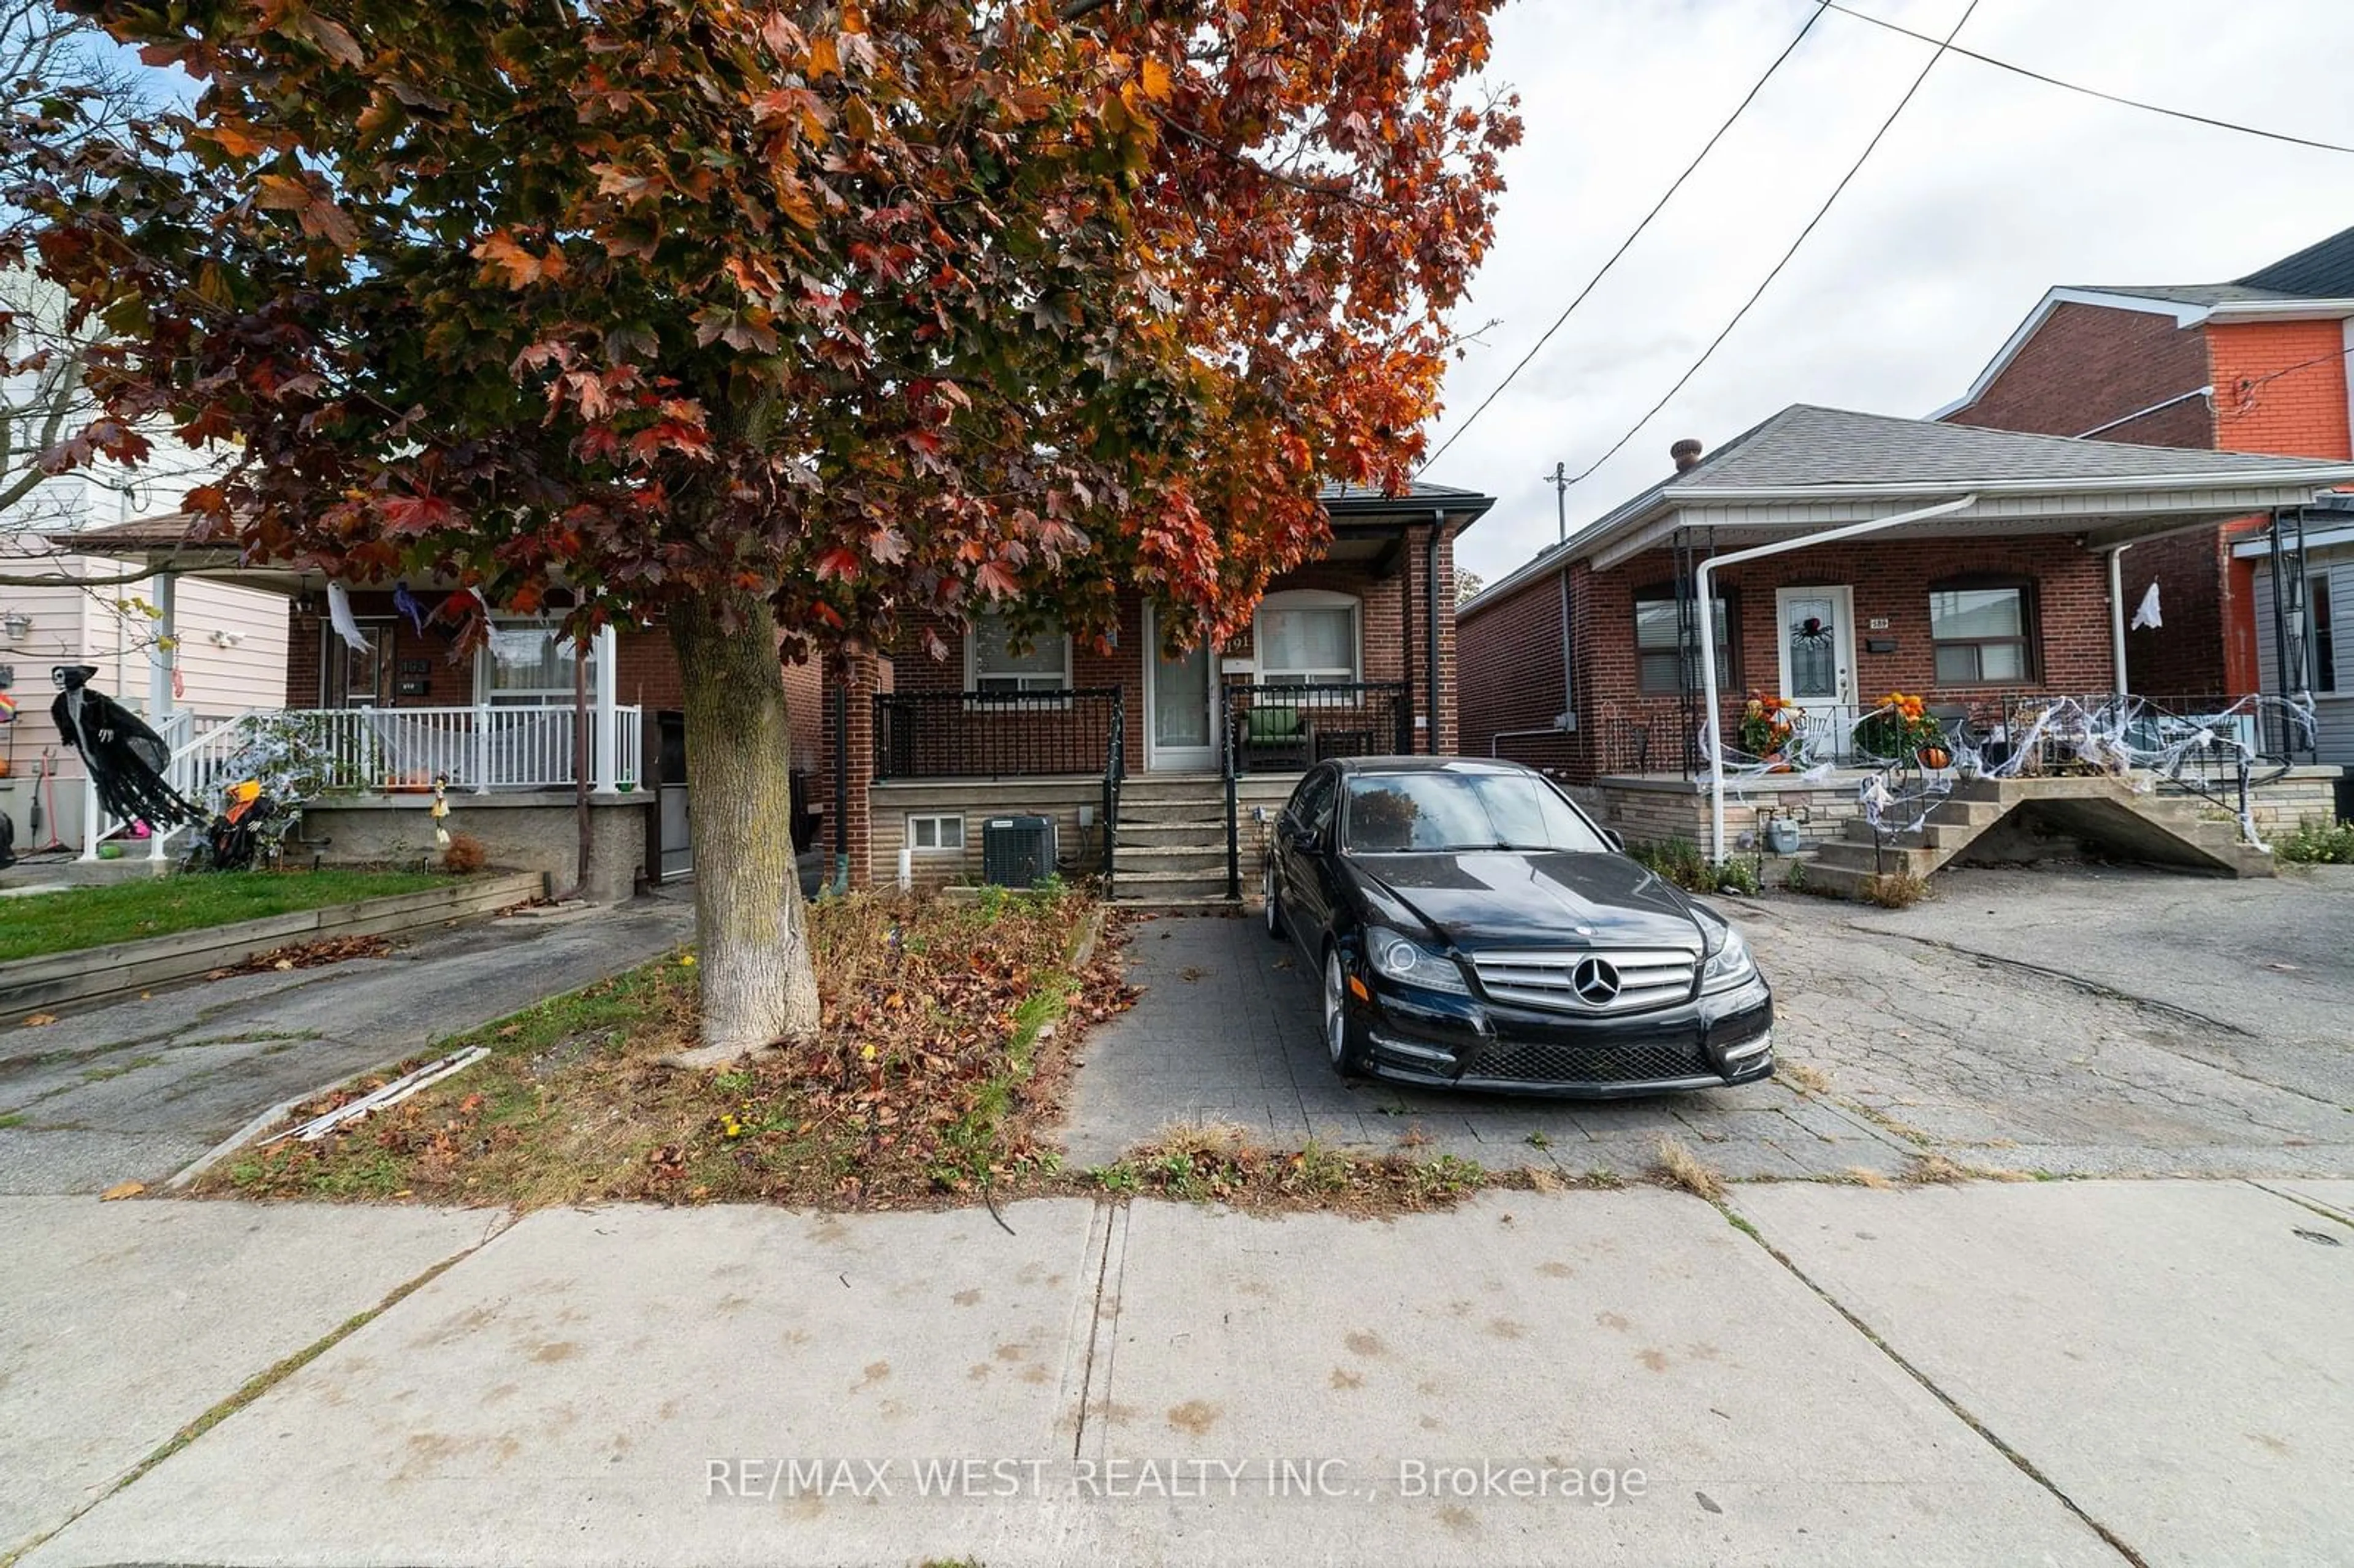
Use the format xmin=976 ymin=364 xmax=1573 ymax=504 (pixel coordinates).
xmin=0 ymin=869 xmax=444 ymax=964
xmin=194 ymin=888 xmax=1126 ymax=1212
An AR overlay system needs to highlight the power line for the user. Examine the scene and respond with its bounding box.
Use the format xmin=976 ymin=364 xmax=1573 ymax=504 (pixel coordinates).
xmin=1555 ymin=0 xmax=1983 ymax=493
xmin=1823 ymin=0 xmax=2354 ymax=157
xmin=1417 ymin=2 xmax=1834 ymax=476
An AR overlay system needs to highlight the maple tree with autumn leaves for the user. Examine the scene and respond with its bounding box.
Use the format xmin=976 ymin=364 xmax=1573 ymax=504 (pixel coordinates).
xmin=11 ymin=0 xmax=1517 ymax=1054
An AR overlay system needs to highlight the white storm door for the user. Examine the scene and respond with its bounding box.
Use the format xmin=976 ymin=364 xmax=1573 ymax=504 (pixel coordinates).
xmin=1141 ymin=603 xmax=1216 ymax=772
xmin=1775 ymin=585 xmax=1856 ymax=707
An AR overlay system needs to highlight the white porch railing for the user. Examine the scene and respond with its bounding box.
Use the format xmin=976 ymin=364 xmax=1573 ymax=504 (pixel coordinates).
xmin=82 ymin=703 xmax=643 ymax=861
xmin=298 ymin=704 xmax=643 ymax=793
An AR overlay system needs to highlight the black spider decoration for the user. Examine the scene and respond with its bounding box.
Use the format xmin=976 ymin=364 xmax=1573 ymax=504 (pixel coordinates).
xmin=1790 ymin=615 xmax=1835 ymax=650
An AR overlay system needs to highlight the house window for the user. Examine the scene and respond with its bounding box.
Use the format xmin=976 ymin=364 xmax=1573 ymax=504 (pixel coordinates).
xmin=481 ymin=619 xmax=600 ymax=706
xmin=1256 ymin=591 xmax=1361 ymax=685
xmin=907 ymin=813 xmax=965 ymax=852
xmin=2307 ymin=574 xmax=2337 ymax=694
xmin=967 ymin=611 xmax=1071 ymax=693
xmin=1929 ymin=579 xmax=2035 ymax=685
xmin=1631 ymin=585 xmax=1732 ymax=696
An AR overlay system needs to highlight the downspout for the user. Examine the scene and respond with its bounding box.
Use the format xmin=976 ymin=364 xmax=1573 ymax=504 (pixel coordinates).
xmin=1699 ymin=495 xmax=1978 ymax=863
xmin=1560 ymin=565 xmax=1575 ymax=732
xmin=2106 ymin=543 xmax=2131 ymax=699
xmin=1426 ymin=512 xmax=1443 ymax=753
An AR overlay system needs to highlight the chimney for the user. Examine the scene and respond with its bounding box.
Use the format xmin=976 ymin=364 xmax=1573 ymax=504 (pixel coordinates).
xmin=1670 ymin=438 xmax=1704 ymax=473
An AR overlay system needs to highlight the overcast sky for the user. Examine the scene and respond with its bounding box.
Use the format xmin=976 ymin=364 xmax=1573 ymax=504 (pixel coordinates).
xmin=1430 ymin=0 xmax=2354 ymax=586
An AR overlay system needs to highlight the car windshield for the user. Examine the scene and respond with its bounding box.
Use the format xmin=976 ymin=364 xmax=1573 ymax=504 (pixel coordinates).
xmin=1340 ymin=770 xmax=1610 ymax=854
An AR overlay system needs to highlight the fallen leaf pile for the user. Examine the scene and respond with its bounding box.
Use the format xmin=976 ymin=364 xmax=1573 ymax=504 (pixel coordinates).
xmin=204 ymin=890 xmax=1135 ymax=1211
xmin=210 ymin=934 xmax=395 ymax=978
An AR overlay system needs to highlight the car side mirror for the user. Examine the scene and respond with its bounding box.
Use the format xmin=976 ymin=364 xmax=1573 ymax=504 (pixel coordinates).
xmin=1287 ymin=826 xmax=1320 ymax=852
xmin=1601 ymin=829 xmax=1626 ymax=853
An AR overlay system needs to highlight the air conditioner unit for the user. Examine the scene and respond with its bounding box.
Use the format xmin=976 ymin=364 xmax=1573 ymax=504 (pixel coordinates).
xmin=981 ymin=815 xmax=1057 ymax=887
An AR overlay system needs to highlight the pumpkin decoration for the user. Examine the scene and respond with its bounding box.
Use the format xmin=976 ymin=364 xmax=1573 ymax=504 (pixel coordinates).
xmin=1916 ymin=744 xmax=1951 ymax=771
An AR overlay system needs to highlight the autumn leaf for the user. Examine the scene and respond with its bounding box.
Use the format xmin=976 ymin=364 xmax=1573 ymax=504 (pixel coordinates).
xmin=100 ymin=1180 xmax=147 ymax=1201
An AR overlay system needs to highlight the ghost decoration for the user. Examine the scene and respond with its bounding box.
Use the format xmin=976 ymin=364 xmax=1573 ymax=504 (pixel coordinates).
xmin=2130 ymin=581 xmax=2163 ymax=631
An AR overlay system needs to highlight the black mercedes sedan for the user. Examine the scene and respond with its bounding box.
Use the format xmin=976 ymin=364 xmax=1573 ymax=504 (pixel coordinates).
xmin=1262 ymin=756 xmax=1773 ymax=1097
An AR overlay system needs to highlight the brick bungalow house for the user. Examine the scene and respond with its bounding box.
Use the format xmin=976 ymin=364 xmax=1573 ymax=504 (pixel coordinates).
xmin=72 ymin=479 xmax=1491 ymax=900
xmin=1457 ymin=405 xmax=2354 ymax=868
xmin=1937 ymin=222 xmax=2354 ymax=709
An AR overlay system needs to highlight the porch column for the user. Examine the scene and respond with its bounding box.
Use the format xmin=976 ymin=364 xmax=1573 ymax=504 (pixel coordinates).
xmin=834 ymin=648 xmax=878 ymax=891
xmin=145 ymin=571 xmax=175 ymax=724
xmin=2106 ymin=545 xmax=2131 ymax=699
xmin=147 ymin=572 xmax=177 ymax=861
xmin=593 ymin=623 xmax=620 ymax=793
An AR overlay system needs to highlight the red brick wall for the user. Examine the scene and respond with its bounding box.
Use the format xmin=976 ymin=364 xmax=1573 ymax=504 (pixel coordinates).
xmin=1541 ymin=537 xmax=2112 ymax=783
xmin=2210 ymin=319 xmax=2352 ymax=461
xmin=1458 ymin=567 xmax=1574 ymax=771
xmin=1949 ymin=301 xmax=2214 ymax=446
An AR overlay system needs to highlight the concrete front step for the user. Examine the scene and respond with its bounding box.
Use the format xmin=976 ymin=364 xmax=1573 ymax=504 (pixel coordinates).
xmin=1811 ymin=840 xmax=1940 ymax=879
xmin=1115 ymin=819 xmax=1232 ymax=843
xmin=1114 ymin=844 xmax=1231 ymax=875
xmin=1110 ymin=867 xmax=1235 ymax=900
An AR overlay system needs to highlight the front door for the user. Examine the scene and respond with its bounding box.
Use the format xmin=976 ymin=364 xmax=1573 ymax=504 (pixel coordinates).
xmin=1142 ymin=603 xmax=1216 ymax=772
xmin=1775 ymin=585 xmax=1856 ymax=709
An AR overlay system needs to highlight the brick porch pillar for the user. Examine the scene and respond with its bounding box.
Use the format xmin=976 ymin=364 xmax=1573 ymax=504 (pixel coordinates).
xmin=832 ymin=647 xmax=878 ymax=890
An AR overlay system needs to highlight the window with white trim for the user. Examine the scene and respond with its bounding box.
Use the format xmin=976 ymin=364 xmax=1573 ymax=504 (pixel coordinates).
xmin=906 ymin=813 xmax=965 ymax=852
xmin=966 ymin=611 xmax=1071 ymax=693
xmin=1255 ymin=590 xmax=1361 ymax=685
xmin=479 ymin=618 xmax=600 ymax=706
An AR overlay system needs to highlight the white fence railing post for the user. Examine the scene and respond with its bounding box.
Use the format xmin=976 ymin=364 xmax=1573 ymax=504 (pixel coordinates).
xmin=474 ymin=703 xmax=493 ymax=794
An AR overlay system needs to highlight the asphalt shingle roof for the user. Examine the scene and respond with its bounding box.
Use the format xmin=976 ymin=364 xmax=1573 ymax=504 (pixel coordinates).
xmin=2073 ymin=223 xmax=2354 ymax=307
xmin=1672 ymin=405 xmax=2348 ymax=491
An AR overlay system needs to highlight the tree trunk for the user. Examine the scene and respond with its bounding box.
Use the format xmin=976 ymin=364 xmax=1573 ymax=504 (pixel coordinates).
xmin=668 ymin=588 xmax=823 ymax=1062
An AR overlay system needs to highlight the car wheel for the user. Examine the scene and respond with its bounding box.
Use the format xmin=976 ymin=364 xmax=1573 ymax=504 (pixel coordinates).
xmin=1263 ymin=860 xmax=1285 ymax=940
xmin=1323 ymin=948 xmax=1368 ymax=1076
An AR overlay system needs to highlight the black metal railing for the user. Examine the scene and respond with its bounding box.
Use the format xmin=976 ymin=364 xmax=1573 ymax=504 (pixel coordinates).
xmin=1218 ymin=680 xmax=1411 ymax=777
xmin=1219 ymin=679 xmax=1411 ymax=897
xmin=872 ymin=688 xmax=1126 ymax=782
xmin=1101 ymin=701 xmax=1124 ymax=893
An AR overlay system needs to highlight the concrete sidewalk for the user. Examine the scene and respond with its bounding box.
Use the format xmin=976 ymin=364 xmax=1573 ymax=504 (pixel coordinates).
xmin=10 ymin=1178 xmax=2349 ymax=1566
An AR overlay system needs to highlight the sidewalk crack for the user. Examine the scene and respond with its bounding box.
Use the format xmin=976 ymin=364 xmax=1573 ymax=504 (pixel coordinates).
xmin=0 ymin=1209 xmax=520 ymax=1568
xmin=1719 ymin=1199 xmax=2148 ymax=1568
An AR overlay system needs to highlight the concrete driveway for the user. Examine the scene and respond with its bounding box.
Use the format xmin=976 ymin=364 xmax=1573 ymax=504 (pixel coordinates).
xmin=1064 ymin=866 xmax=2354 ymax=1179
xmin=0 ymin=894 xmax=695 ymax=1195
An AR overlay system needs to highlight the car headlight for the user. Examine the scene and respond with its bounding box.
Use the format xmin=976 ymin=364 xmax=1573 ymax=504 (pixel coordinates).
xmin=1363 ymin=925 xmax=1470 ymax=994
xmin=1699 ymin=923 xmax=1759 ymax=994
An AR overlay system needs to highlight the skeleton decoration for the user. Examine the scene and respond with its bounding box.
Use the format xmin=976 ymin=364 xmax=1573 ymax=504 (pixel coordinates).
xmin=430 ymin=772 xmax=452 ymax=848
xmin=48 ymin=664 xmax=202 ymax=830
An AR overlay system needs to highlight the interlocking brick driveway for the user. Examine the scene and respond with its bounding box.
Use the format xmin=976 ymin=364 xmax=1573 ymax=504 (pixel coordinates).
xmin=1062 ymin=865 xmax=2354 ymax=1181
xmin=1062 ymin=910 xmax=1910 ymax=1179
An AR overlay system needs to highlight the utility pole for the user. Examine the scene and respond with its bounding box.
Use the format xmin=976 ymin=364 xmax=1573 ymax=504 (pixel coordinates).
xmin=1543 ymin=461 xmax=1570 ymax=543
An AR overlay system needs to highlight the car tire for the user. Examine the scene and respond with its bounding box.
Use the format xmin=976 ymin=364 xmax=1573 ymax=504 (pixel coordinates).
xmin=1263 ymin=860 xmax=1285 ymax=941
xmin=1323 ymin=946 xmax=1370 ymax=1077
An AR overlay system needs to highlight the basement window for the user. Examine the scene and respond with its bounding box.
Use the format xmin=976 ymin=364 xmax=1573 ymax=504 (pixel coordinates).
xmin=907 ymin=814 xmax=965 ymax=853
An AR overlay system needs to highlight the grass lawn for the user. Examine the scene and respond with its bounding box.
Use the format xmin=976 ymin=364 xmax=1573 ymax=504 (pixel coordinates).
xmin=0 ymin=869 xmax=448 ymax=964
xmin=204 ymin=887 xmax=1121 ymax=1209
